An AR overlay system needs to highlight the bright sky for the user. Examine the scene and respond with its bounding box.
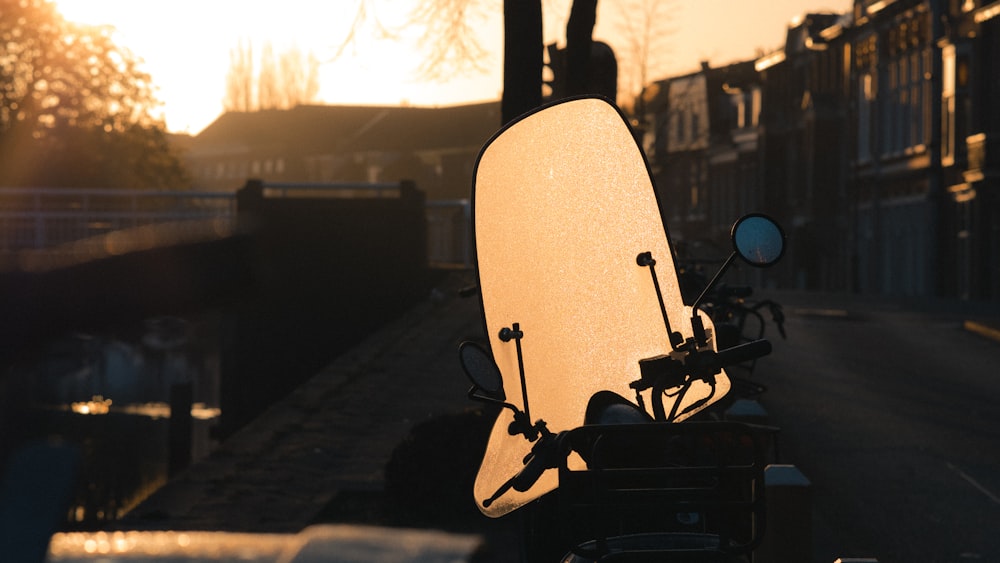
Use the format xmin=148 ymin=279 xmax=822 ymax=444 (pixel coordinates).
xmin=55 ymin=0 xmax=851 ymax=135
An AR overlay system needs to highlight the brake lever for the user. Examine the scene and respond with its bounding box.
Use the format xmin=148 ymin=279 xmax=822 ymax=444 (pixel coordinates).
xmin=481 ymin=427 xmax=564 ymax=508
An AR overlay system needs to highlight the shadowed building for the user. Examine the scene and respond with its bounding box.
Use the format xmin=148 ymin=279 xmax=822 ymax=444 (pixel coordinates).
xmin=183 ymin=102 xmax=502 ymax=200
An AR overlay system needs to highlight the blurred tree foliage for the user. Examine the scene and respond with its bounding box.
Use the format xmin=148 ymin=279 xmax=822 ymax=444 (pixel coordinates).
xmin=0 ymin=0 xmax=189 ymax=189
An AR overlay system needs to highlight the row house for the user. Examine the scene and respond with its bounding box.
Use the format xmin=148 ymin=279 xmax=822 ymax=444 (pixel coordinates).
xmin=848 ymin=0 xmax=943 ymax=297
xmin=940 ymin=0 xmax=1000 ymax=300
xmin=646 ymin=0 xmax=1000 ymax=300
xmin=757 ymin=13 xmax=851 ymax=291
xmin=182 ymin=102 xmax=502 ymax=201
xmin=644 ymin=13 xmax=853 ymax=291
xmin=643 ymin=61 xmax=764 ymax=269
xmin=849 ymin=0 xmax=1000 ymax=299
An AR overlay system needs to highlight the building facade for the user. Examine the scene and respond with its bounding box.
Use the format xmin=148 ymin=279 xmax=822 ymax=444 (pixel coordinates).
xmin=645 ymin=0 xmax=1000 ymax=300
xmin=181 ymin=102 xmax=503 ymax=201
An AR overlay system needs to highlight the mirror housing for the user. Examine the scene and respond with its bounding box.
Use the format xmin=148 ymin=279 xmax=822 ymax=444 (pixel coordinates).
xmin=459 ymin=341 xmax=544 ymax=441
xmin=689 ymin=213 xmax=786 ymax=346
xmin=459 ymin=341 xmax=506 ymax=402
xmin=732 ymin=213 xmax=786 ymax=267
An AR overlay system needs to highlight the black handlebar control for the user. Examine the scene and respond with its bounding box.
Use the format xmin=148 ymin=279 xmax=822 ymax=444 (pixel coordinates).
xmin=715 ymin=339 xmax=772 ymax=367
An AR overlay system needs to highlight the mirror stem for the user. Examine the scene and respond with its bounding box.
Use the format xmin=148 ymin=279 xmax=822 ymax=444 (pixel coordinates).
xmin=691 ymin=251 xmax=737 ymax=313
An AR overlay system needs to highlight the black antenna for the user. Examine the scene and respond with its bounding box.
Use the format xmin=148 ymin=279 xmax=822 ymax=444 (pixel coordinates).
xmin=637 ymin=252 xmax=685 ymax=350
xmin=499 ymin=323 xmax=530 ymax=423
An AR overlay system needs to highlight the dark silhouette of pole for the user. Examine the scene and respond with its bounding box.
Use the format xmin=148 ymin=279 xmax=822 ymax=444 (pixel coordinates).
xmin=502 ymin=1 xmax=543 ymax=125
xmin=565 ymin=0 xmax=597 ymax=97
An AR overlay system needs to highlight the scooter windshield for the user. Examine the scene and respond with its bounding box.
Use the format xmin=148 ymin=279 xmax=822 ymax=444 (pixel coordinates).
xmin=471 ymin=97 xmax=731 ymax=517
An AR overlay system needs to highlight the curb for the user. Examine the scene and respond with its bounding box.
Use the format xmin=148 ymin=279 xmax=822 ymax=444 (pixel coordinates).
xmin=964 ymin=320 xmax=1000 ymax=344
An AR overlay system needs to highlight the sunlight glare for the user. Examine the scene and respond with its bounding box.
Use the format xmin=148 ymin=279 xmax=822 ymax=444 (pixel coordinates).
xmin=52 ymin=0 xmax=503 ymax=134
xmin=51 ymin=0 xmax=853 ymax=134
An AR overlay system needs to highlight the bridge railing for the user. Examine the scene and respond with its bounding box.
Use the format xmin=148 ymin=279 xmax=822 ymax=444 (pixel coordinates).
xmin=0 ymin=185 xmax=472 ymax=268
xmin=0 ymin=187 xmax=237 ymax=250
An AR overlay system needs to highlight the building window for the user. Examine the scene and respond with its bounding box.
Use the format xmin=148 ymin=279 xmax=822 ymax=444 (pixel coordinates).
xmin=881 ymin=16 xmax=931 ymax=158
xmin=942 ymin=43 xmax=956 ymax=166
xmin=858 ymin=72 xmax=874 ymax=162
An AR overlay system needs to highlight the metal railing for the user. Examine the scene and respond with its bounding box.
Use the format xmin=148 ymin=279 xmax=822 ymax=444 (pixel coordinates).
xmin=0 ymin=186 xmax=473 ymax=268
xmin=0 ymin=187 xmax=236 ymax=251
xmin=255 ymin=181 xmax=406 ymax=199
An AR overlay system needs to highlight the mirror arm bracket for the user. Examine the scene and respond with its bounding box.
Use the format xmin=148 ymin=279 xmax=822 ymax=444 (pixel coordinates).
xmin=499 ymin=323 xmax=532 ymax=425
xmin=691 ymin=251 xmax=737 ymax=314
xmin=637 ymin=252 xmax=685 ymax=350
xmin=689 ymin=252 xmax=737 ymax=348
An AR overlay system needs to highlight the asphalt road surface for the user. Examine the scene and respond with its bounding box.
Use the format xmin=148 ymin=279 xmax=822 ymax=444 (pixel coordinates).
xmin=753 ymin=293 xmax=1000 ymax=563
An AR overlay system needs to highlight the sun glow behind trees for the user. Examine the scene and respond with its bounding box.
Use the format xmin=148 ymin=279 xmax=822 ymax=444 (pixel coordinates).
xmin=52 ymin=0 xmax=850 ymax=135
xmin=0 ymin=0 xmax=189 ymax=188
xmin=53 ymin=0 xmax=503 ymax=134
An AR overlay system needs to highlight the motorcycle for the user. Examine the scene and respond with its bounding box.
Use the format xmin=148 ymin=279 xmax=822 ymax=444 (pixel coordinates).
xmin=677 ymin=258 xmax=787 ymax=409
xmin=460 ymin=96 xmax=786 ymax=562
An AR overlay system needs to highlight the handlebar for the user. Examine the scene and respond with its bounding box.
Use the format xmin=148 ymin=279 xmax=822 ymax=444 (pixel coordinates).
xmin=634 ymin=338 xmax=772 ymax=421
xmin=483 ymin=425 xmax=563 ymax=508
xmin=482 ymin=338 xmax=774 ymax=506
xmin=715 ymin=339 xmax=772 ymax=366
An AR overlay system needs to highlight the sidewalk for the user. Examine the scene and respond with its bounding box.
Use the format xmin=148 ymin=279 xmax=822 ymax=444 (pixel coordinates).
xmin=762 ymin=288 xmax=1000 ymax=343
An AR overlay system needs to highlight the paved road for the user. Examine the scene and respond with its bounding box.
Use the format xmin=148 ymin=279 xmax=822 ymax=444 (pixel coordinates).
xmin=754 ymin=292 xmax=1000 ymax=563
xmin=120 ymin=282 xmax=999 ymax=563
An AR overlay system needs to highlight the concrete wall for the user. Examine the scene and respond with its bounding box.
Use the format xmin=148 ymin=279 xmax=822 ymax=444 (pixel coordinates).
xmin=219 ymin=180 xmax=431 ymax=437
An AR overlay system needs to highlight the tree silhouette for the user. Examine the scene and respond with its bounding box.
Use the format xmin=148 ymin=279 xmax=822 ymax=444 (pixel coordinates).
xmin=409 ymin=0 xmax=492 ymax=82
xmin=223 ymin=40 xmax=321 ymax=112
xmin=224 ymin=39 xmax=256 ymax=113
xmin=612 ymin=0 xmax=677 ymax=118
xmin=0 ymin=0 xmax=188 ymax=188
xmin=341 ymin=0 xmax=600 ymax=125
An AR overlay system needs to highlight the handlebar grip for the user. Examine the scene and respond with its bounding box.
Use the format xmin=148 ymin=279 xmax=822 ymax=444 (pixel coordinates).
xmin=482 ymin=452 xmax=547 ymax=508
xmin=715 ymin=339 xmax=771 ymax=366
xmin=512 ymin=453 xmax=547 ymax=492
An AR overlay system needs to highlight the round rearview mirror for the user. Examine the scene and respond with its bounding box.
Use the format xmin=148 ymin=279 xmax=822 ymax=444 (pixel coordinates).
xmin=459 ymin=341 xmax=505 ymax=399
xmin=731 ymin=213 xmax=786 ymax=267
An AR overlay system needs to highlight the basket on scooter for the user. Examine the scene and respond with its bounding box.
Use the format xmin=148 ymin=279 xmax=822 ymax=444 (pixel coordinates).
xmin=556 ymin=421 xmax=768 ymax=562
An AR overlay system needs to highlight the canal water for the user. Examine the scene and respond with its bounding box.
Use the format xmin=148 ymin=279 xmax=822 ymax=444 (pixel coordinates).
xmin=0 ymin=313 xmax=222 ymax=529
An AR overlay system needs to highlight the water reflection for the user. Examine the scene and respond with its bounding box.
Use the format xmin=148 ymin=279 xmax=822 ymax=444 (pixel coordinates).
xmin=49 ymin=529 xmax=289 ymax=561
xmin=63 ymin=397 xmax=221 ymax=420
xmin=70 ymin=396 xmax=112 ymax=415
xmin=0 ymin=313 xmax=223 ymax=529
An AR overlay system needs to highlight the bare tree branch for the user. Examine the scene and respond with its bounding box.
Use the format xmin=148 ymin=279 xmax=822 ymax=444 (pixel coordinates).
xmin=223 ymin=40 xmax=321 ymax=111
xmin=224 ymin=39 xmax=254 ymax=112
xmin=409 ymin=0 xmax=494 ymax=82
xmin=330 ymin=0 xmax=398 ymax=62
xmin=613 ymin=0 xmax=677 ymax=113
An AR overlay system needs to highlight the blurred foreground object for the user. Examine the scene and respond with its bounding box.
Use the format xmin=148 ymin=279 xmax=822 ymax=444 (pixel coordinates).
xmin=48 ymin=524 xmax=481 ymax=563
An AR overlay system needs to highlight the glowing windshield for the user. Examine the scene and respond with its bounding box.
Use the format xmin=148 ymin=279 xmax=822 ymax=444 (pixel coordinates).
xmin=471 ymin=97 xmax=730 ymax=517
